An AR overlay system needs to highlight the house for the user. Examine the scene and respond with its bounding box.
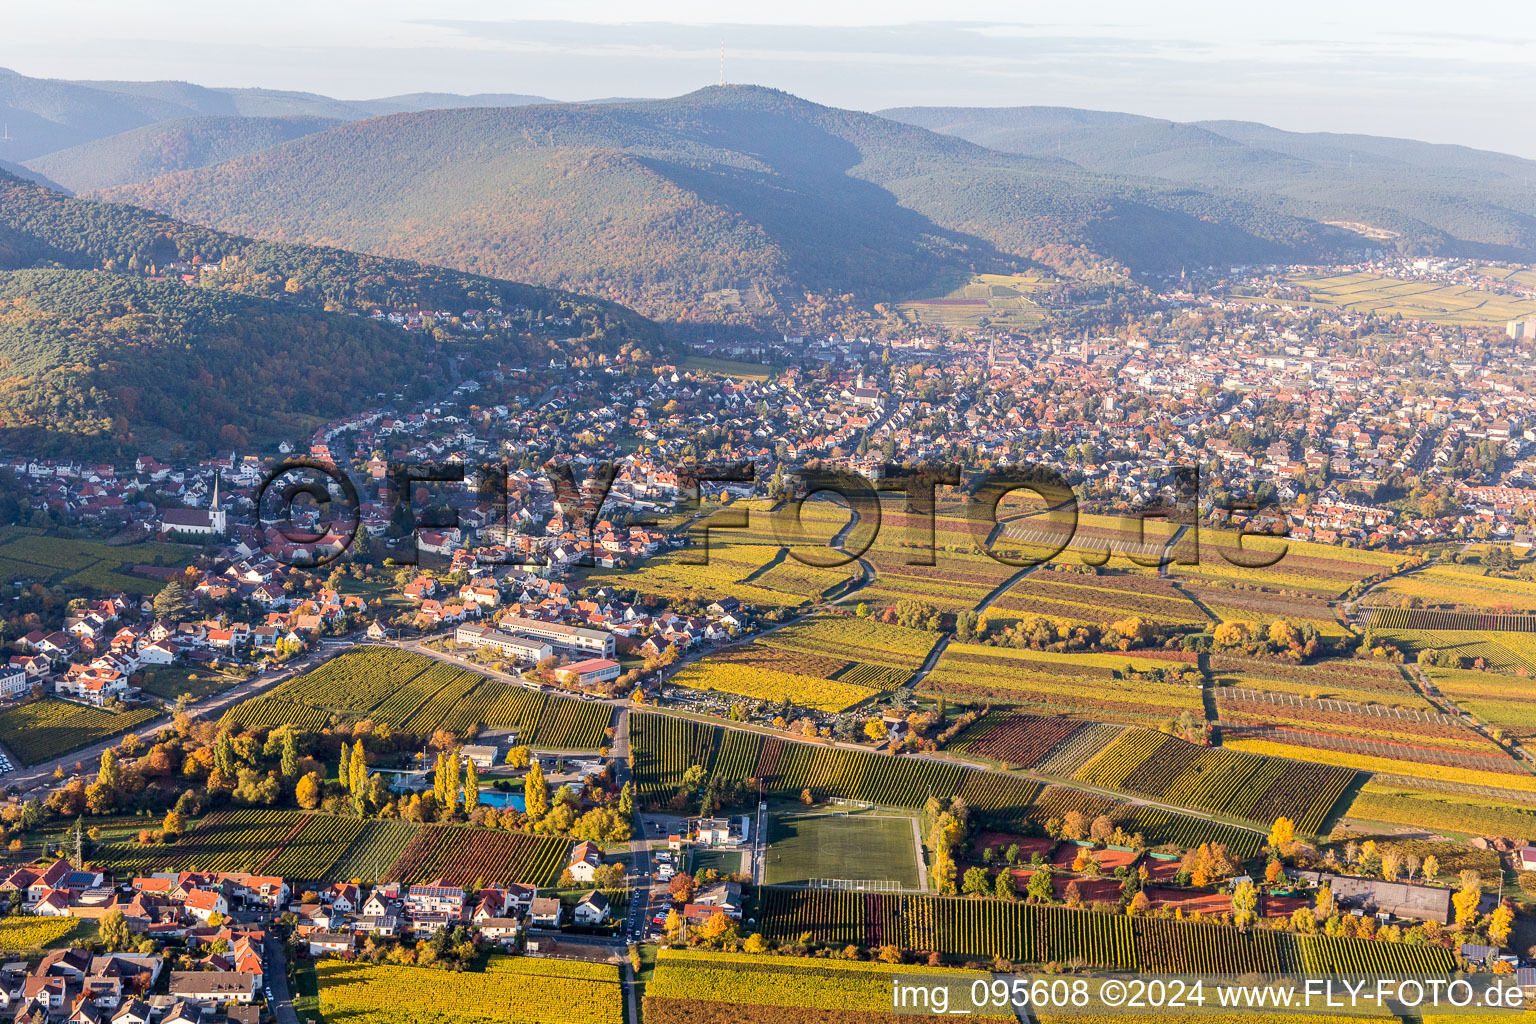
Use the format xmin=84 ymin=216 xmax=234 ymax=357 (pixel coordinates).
xmin=692 ymin=881 xmax=743 ymax=919
xmin=572 ymin=890 xmax=610 ymax=926
xmin=34 ymin=889 xmax=72 ymax=916
xmin=0 ymin=665 xmax=27 ymax=699
xmin=21 ymin=978 xmax=67 ymax=1012
xmin=528 ymin=897 xmax=562 ymax=928
xmin=360 ymin=890 xmax=397 ymax=918
xmin=475 ymin=918 xmax=522 ymax=947
xmin=403 ymin=884 xmax=466 ymax=921
xmin=184 ymin=888 xmax=229 ymax=923
xmin=324 ymin=883 xmax=360 ymax=912
xmin=111 ymin=1000 xmax=151 ymax=1024
xmin=37 ymin=949 xmax=91 ymax=981
xmin=1518 ymin=847 xmax=1536 ymax=872
xmin=306 ymin=933 xmax=355 ymax=957
xmin=167 ymin=973 xmax=256 ymax=1004
xmin=567 ymin=842 xmax=604 ymax=884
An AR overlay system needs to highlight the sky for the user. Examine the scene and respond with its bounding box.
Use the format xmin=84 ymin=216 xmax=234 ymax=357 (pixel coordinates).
xmin=6 ymin=1 xmax=1536 ymax=156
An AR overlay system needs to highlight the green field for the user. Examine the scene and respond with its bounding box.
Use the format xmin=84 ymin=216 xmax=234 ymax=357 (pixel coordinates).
xmin=0 ymin=532 xmax=194 ymax=595
xmin=1288 ymin=270 xmax=1536 ymax=325
xmin=688 ymin=848 xmax=744 ymax=876
xmin=680 ymin=355 xmax=774 ymax=380
xmin=762 ymin=809 xmax=920 ymax=888
xmin=897 ymin=272 xmax=1050 ymax=329
xmin=138 ymin=664 xmax=245 ymax=701
xmin=0 ymin=698 xmax=161 ymax=766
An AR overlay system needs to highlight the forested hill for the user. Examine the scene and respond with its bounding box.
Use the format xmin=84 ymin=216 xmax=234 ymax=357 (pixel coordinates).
xmin=25 ymin=115 xmax=342 ymax=192
xmin=97 ymin=85 xmax=1344 ymax=323
xmin=882 ymin=105 xmax=1536 ymax=259
xmin=0 ymin=66 xmax=553 ymax=160
xmin=0 ymin=170 xmax=662 ymax=457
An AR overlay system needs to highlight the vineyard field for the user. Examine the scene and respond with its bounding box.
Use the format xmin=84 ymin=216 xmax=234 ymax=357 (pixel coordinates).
xmin=316 ymin=959 xmax=622 ymax=1024
xmin=1075 ymin=728 xmax=1357 ymax=834
xmin=632 ymin=714 xmax=1262 ymax=857
xmin=646 ymin=950 xmax=1009 ymax=1020
xmin=382 ymin=824 xmax=570 ymax=887
xmin=757 ymin=889 xmax=1456 ymax=975
xmin=924 ymin=643 xmax=1202 ymax=725
xmin=0 ymin=698 xmax=160 ymax=766
xmin=221 ymin=647 xmax=609 ymax=748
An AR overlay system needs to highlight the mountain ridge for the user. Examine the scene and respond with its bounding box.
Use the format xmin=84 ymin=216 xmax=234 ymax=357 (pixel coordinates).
xmin=97 ymin=85 xmax=1350 ymax=322
xmin=0 ymin=168 xmax=661 ymax=456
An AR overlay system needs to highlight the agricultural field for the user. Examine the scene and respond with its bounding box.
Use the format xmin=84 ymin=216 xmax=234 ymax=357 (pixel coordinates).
xmin=1367 ymin=623 xmax=1536 ymax=675
xmin=757 ymin=889 xmax=1456 ymax=974
xmin=645 ymin=950 xmax=1011 ymax=1023
xmin=1225 ymin=736 xmax=1536 ymax=795
xmin=1429 ymin=667 xmax=1536 ymax=741
xmin=923 ymin=643 xmax=1202 ymax=724
xmin=757 ymin=615 xmax=939 ymax=673
xmin=1207 ymin=654 xmax=1423 ymax=708
xmin=681 ymin=355 xmax=774 ymax=380
xmin=0 ymin=698 xmax=160 ymax=766
xmin=671 ymin=614 xmax=937 ymax=711
xmin=220 ymin=647 xmax=611 ymax=749
xmin=950 ymin=712 xmax=1087 ymax=768
xmin=669 ymin=662 xmax=878 ymax=712
xmin=316 ymin=959 xmax=622 ymax=1024
xmin=0 ymin=916 xmax=81 ymax=951
xmin=383 ymin=824 xmax=570 ymax=887
xmin=587 ymin=498 xmax=858 ymax=609
xmin=1339 ymin=780 xmax=1536 ymax=839
xmin=988 ymin=567 xmax=1209 ymax=628
xmin=895 ymin=272 xmax=1050 ymax=330
xmin=631 ymin=715 xmax=1261 ymax=857
xmin=125 ymin=808 xmax=567 ymax=884
xmin=1075 ymin=728 xmax=1357 ymax=834
xmin=1214 ymin=685 xmax=1517 ymax=783
xmin=0 ymin=531 xmax=193 ymax=595
xmin=762 ymin=809 xmax=921 ymax=888
xmin=1287 ymin=270 xmax=1536 ymax=325
xmin=1166 ymin=530 xmax=1405 ymax=601
xmin=1366 ymin=565 xmax=1536 ymax=612
xmin=138 ymin=663 xmax=246 ymax=701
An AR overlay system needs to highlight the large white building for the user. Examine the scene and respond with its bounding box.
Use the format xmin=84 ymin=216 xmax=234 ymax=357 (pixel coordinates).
xmin=499 ymin=615 xmax=616 ymax=657
xmin=454 ymin=624 xmax=552 ymax=663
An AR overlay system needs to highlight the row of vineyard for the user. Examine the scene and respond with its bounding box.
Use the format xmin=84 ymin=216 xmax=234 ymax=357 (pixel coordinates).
xmin=1369 ymin=607 xmax=1536 ymax=633
xmin=1075 ymin=728 xmax=1357 ymax=834
xmin=757 ymin=889 xmax=1457 ymax=974
xmin=220 ymin=647 xmax=611 ymax=749
xmin=133 ymin=808 xmax=567 ymax=884
xmin=630 ymin=714 xmax=1262 ymax=858
xmin=383 ymin=824 xmax=570 ymax=887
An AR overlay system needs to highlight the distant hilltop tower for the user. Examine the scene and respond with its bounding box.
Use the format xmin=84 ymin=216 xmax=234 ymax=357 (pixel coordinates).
xmin=720 ymin=39 xmax=726 ymax=86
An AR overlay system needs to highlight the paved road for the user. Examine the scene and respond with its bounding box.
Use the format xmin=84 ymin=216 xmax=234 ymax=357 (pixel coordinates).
xmin=265 ymin=934 xmax=300 ymax=1024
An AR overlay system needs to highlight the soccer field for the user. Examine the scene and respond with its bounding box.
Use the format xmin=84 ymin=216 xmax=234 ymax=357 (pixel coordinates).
xmin=762 ymin=811 xmax=921 ymax=888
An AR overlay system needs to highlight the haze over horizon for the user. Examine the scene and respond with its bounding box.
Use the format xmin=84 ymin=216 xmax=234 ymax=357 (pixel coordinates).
xmin=5 ymin=1 xmax=1536 ymax=158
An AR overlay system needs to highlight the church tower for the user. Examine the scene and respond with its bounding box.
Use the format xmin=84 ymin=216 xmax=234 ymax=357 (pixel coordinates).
xmin=210 ymin=473 xmax=227 ymax=535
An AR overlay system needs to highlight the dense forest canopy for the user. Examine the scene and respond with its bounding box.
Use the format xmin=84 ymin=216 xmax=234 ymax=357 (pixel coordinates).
xmin=0 ymin=169 xmax=663 ymax=456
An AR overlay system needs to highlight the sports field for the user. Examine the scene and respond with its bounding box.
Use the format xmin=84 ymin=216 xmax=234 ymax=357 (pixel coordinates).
xmin=762 ymin=809 xmax=921 ymax=888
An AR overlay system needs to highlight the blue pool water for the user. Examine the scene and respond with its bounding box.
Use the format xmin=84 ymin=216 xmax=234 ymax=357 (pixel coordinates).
xmin=477 ymin=790 xmax=527 ymax=811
